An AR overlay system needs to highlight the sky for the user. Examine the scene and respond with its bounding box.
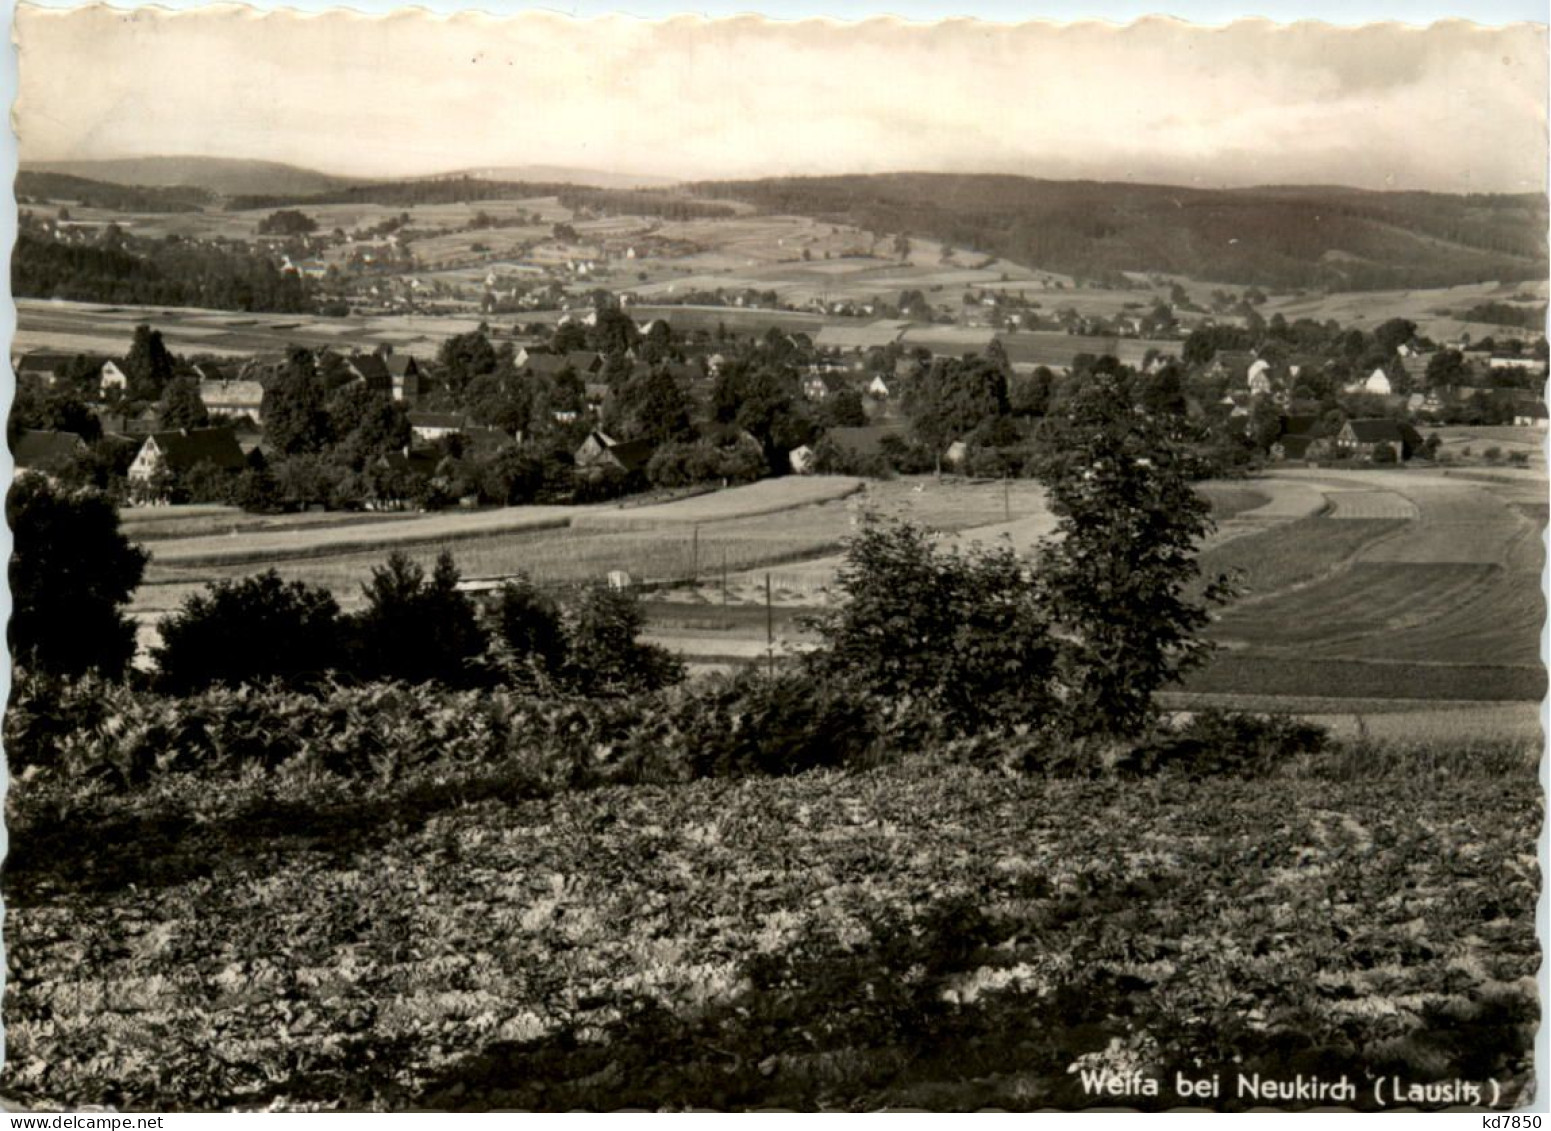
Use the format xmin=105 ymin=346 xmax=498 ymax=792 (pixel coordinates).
xmin=11 ymin=6 xmax=1549 ymax=193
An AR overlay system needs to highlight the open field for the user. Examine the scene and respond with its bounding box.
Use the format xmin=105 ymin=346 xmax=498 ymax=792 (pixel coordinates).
xmin=1258 ymin=278 xmax=1549 ymax=343
xmin=5 ymin=751 xmax=1537 ymax=1111
xmin=126 ymin=466 xmax=1544 ymax=714
xmin=645 ymin=468 xmax=1546 ymax=709
xmin=14 ymin=298 xmax=506 ymax=362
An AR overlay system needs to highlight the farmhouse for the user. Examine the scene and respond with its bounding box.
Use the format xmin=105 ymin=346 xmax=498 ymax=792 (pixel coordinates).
xmin=1512 ymin=402 xmax=1549 ymax=429
xmin=565 ymin=351 xmax=605 ymax=376
xmin=408 ymin=411 xmax=468 ymax=444
xmin=1335 ymin=418 xmax=1423 ymax=462
xmin=1246 ymin=358 xmax=1273 ymax=396
xmin=199 ymin=379 xmax=266 ymax=424
xmin=12 ymin=429 xmax=87 ymax=477
xmin=802 ymin=374 xmax=833 ymax=401
xmin=13 ymin=351 xmax=74 ymax=384
xmin=385 ymin=355 xmax=423 ymax=404
xmin=99 ymin=360 xmax=129 ymax=395
xmin=128 ymin=427 xmax=247 ymax=485
xmin=788 ymin=444 xmax=817 ymax=474
xmin=1269 ymin=415 xmax=1324 ymax=461
xmin=574 ymin=430 xmax=653 ymax=477
xmin=866 ymin=374 xmax=892 ymax=399
xmin=1346 ymin=368 xmax=1393 ymax=396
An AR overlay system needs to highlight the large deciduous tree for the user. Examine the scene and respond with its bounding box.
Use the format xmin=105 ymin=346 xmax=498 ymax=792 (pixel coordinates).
xmin=904 ymin=355 xmax=1009 ymax=456
xmin=8 ymin=475 xmax=149 ymax=679
xmin=158 ymin=374 xmax=210 ymax=431
xmin=1032 ymin=372 xmax=1235 ymax=738
xmin=262 ymin=348 xmax=333 ymax=456
xmin=123 ymin=323 xmax=177 ymax=402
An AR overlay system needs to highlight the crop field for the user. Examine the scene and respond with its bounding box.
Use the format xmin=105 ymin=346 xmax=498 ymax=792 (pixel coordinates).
xmin=124 ymin=466 xmax=1544 ymax=715
xmin=4 ymin=749 xmax=1537 ymax=1111
xmin=146 ymin=507 xmax=580 ymax=568
xmin=569 ymin=476 xmax=862 ymax=528
xmin=1259 ymin=278 xmax=1550 ymax=342
xmin=627 ymin=468 xmax=1546 ymax=712
xmin=120 ymin=505 xmax=422 ymax=543
xmin=14 ymin=298 xmax=501 ymax=361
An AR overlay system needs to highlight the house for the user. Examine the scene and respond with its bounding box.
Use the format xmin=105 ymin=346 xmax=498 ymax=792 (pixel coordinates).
xmin=865 ymin=375 xmax=891 ymax=399
xmin=565 ymin=351 xmax=605 ymax=376
xmin=385 ymin=355 xmax=423 ymax=404
xmin=408 ymin=411 xmax=468 ymax=444
xmin=190 ymin=361 xmax=230 ymax=384
xmin=199 ymin=379 xmax=266 ymax=424
xmin=801 ymin=374 xmax=832 ymax=401
xmin=1269 ymin=415 xmax=1323 ymax=461
xmin=1512 ymin=402 xmax=1549 ymax=429
xmin=12 ymin=429 xmax=87 ymax=477
xmin=345 ymin=353 xmax=393 ymax=393
xmin=1335 ymin=418 xmax=1423 ymax=462
xmin=1246 ymin=358 xmax=1273 ymax=396
xmin=128 ymin=427 xmax=247 ymax=486
xmin=99 ymin=360 xmax=129 ymax=395
xmin=574 ymin=430 xmax=653 ymax=477
xmin=1346 ymin=368 xmax=1393 ymax=396
xmin=13 ymin=351 xmax=74 ymax=385
xmin=943 ymin=439 xmax=969 ymax=468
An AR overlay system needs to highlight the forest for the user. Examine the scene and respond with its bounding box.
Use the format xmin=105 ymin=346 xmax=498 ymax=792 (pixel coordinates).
xmin=12 ymin=226 xmax=315 ymax=312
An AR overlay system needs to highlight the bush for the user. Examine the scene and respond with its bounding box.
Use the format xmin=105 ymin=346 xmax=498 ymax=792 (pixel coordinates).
xmin=153 ymin=570 xmax=344 ymax=694
xmin=487 ymin=575 xmax=569 ymax=689
xmin=1482 ymin=446 xmax=1504 ymax=464
xmin=803 ymin=521 xmax=1055 ymax=737
xmin=681 ymin=668 xmax=878 ymax=778
xmin=1114 ymin=711 xmax=1329 ymax=780
xmin=564 ymin=586 xmax=685 ymax=695
xmin=348 ymin=551 xmax=490 ymax=687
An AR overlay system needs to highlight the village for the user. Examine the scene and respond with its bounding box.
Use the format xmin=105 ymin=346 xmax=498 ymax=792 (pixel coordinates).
xmin=10 ymin=294 xmax=1549 ymax=515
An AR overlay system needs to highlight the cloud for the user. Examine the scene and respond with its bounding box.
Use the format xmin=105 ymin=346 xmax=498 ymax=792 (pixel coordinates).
xmin=15 ymin=7 xmax=1547 ymax=192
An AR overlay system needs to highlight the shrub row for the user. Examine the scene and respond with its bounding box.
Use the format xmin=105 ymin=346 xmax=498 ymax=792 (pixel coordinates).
xmin=8 ymin=665 xmax=1354 ymax=798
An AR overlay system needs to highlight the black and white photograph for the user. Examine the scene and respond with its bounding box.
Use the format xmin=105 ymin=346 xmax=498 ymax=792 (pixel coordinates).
xmin=2 ymin=4 xmax=1546 ymax=1112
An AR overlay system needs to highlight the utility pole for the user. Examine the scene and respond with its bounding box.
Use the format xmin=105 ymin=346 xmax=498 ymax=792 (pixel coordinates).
xmin=1004 ymin=473 xmax=1011 ymax=524
xmin=721 ymin=548 xmax=728 ymax=607
xmin=765 ymin=572 xmax=775 ymax=678
xmin=691 ymin=524 xmax=699 ymax=583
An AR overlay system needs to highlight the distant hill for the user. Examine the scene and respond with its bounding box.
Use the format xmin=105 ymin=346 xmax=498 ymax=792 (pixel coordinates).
xmin=686 ymin=173 xmax=1549 ymax=292
xmin=443 ymin=165 xmax=677 ymax=190
xmin=22 ymin=156 xmax=361 ymax=198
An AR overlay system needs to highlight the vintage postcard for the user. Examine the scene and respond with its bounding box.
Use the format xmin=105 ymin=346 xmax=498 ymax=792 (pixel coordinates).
xmin=4 ymin=4 xmax=1546 ymax=1113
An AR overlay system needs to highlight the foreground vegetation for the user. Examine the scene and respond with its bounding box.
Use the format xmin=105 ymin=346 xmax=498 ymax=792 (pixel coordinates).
xmin=4 ymin=708 xmax=1537 ymax=1110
